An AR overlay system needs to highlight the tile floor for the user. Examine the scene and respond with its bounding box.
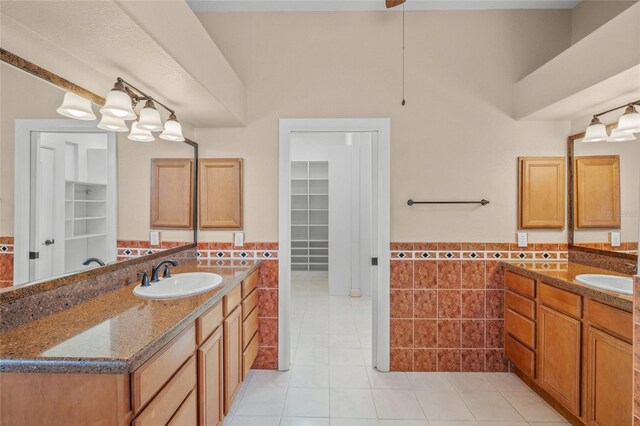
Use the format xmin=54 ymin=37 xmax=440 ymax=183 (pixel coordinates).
xmin=225 ymin=275 xmax=569 ymax=426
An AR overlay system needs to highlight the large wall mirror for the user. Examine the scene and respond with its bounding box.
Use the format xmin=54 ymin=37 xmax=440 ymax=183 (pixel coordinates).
xmin=568 ymin=125 xmax=639 ymax=260
xmin=1 ymin=53 xmax=197 ymax=288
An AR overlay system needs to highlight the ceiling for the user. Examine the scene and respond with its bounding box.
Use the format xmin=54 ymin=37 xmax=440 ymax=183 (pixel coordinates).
xmin=188 ymin=0 xmax=581 ymax=12
xmin=1 ymin=0 xmax=246 ymax=128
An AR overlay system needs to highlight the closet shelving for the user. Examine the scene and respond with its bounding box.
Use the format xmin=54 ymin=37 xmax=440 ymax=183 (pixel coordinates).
xmin=65 ymin=181 xmax=108 ymax=241
xmin=291 ymin=161 xmax=329 ymax=272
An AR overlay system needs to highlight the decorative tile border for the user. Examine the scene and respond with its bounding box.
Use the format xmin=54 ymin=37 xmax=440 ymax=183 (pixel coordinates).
xmin=117 ymin=240 xmax=190 ymax=261
xmin=196 ymin=242 xmax=279 ymax=261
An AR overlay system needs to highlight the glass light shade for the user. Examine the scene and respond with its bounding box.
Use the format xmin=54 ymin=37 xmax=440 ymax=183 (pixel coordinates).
xmin=137 ymin=101 xmax=164 ymax=131
xmin=607 ymin=128 xmax=637 ymax=142
xmin=159 ymin=115 xmax=185 ymax=141
xmin=100 ymin=89 xmax=136 ymax=120
xmin=616 ymin=105 xmax=640 ymax=134
xmin=56 ymin=92 xmax=96 ymax=120
xmin=128 ymin=121 xmax=155 ymax=142
xmin=97 ymin=114 xmax=128 ymax=132
xmin=582 ymin=117 xmax=608 ymax=142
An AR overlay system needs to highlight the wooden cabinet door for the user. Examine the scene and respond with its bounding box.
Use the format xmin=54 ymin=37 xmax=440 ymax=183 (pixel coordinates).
xmin=538 ymin=305 xmax=581 ymax=415
xmin=223 ymin=305 xmax=243 ymax=415
xmin=198 ymin=326 xmax=224 ymax=426
xmin=518 ymin=157 xmax=565 ymax=229
xmin=199 ymin=159 xmax=242 ymax=229
xmin=586 ymin=326 xmax=632 ymax=426
xmin=150 ymin=158 xmax=194 ymax=228
xmin=574 ymin=156 xmax=620 ymax=228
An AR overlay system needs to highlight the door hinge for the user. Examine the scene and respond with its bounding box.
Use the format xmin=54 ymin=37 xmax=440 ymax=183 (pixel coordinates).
xmin=29 ymin=251 xmax=39 ymax=260
xmin=371 ymin=257 xmax=378 ymax=266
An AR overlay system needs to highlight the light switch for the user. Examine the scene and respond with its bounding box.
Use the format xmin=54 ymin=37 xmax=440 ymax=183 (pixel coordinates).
xmin=150 ymin=231 xmax=161 ymax=246
xmin=517 ymin=232 xmax=528 ymax=248
xmin=610 ymin=232 xmax=621 ymax=247
xmin=234 ymin=232 xmax=244 ymax=247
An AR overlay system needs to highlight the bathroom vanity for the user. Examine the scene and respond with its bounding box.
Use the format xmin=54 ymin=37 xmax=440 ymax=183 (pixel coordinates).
xmin=0 ymin=260 xmax=261 ymax=426
xmin=502 ymin=262 xmax=633 ymax=426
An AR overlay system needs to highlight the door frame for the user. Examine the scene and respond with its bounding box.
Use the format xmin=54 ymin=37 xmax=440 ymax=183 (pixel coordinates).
xmin=278 ymin=118 xmax=391 ymax=371
xmin=14 ymin=119 xmax=117 ymax=285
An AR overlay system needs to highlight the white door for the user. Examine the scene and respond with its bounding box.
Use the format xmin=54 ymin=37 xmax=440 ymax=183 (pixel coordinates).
xmin=30 ymin=133 xmax=66 ymax=280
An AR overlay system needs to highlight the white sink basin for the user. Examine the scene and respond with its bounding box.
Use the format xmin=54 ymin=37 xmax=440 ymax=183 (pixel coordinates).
xmin=575 ymin=274 xmax=633 ymax=295
xmin=133 ymin=272 xmax=224 ymax=300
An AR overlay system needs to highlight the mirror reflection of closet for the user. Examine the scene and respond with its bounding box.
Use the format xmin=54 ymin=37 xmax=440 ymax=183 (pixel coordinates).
xmin=29 ymin=130 xmax=116 ymax=280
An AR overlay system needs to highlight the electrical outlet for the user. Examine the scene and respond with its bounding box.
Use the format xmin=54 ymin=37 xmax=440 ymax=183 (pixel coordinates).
xmin=610 ymin=232 xmax=621 ymax=247
xmin=150 ymin=231 xmax=161 ymax=246
xmin=517 ymin=232 xmax=528 ymax=248
xmin=234 ymin=232 xmax=244 ymax=247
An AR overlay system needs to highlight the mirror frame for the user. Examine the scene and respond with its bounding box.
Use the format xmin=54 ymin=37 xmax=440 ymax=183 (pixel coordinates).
xmin=567 ymin=125 xmax=636 ymax=262
xmin=0 ymin=48 xmax=199 ymax=287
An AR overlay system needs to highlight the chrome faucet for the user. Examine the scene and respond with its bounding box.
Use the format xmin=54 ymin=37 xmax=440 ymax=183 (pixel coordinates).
xmin=82 ymin=257 xmax=105 ymax=267
xmin=150 ymin=260 xmax=179 ymax=283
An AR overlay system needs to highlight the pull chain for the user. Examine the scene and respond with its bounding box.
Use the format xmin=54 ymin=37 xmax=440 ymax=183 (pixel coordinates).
xmin=401 ymin=2 xmax=406 ymax=106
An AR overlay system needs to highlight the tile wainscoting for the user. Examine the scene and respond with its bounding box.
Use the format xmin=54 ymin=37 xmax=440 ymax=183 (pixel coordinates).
xmin=389 ymin=242 xmax=568 ymax=372
xmin=198 ymin=242 xmax=280 ymax=370
xmin=0 ymin=237 xmax=13 ymax=288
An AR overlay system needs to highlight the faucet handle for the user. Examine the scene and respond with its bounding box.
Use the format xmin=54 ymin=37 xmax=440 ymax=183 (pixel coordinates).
xmin=163 ymin=264 xmax=173 ymax=279
xmin=137 ymin=271 xmax=150 ymax=287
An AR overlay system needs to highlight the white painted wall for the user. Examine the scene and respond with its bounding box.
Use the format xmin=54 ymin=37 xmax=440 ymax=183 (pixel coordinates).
xmin=291 ymin=132 xmax=373 ymax=296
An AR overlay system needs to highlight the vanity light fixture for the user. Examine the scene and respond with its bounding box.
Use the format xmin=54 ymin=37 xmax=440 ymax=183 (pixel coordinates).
xmin=616 ymin=105 xmax=640 ymax=134
xmin=138 ymin=100 xmax=164 ymax=131
xmin=100 ymin=80 xmax=136 ymax=120
xmin=97 ymin=114 xmax=128 ymax=132
xmin=608 ymin=127 xmax=637 ymax=142
xmin=582 ymin=117 xmax=609 ymax=143
xmin=56 ymin=92 xmax=96 ymax=120
xmin=582 ymin=100 xmax=640 ymax=143
xmin=159 ymin=114 xmax=185 ymax=142
xmin=128 ymin=121 xmax=155 ymax=142
xmin=57 ymin=77 xmax=185 ymax=142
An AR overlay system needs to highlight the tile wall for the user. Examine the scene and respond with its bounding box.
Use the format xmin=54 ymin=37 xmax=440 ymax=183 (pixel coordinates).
xmin=0 ymin=237 xmax=13 ymax=288
xmin=198 ymin=242 xmax=280 ymax=370
xmin=389 ymin=242 xmax=568 ymax=372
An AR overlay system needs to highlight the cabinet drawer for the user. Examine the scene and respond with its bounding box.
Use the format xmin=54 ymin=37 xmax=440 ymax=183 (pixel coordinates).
xmin=505 ymin=334 xmax=535 ymax=378
xmin=132 ymin=324 xmax=196 ymax=413
xmin=197 ymin=302 xmax=223 ymax=344
xmin=243 ymin=332 xmax=259 ymax=379
xmin=167 ymin=389 xmax=197 ymax=426
xmin=243 ymin=288 xmax=258 ymax=320
xmin=224 ymin=285 xmax=242 ymax=317
xmin=242 ymin=270 xmax=259 ymax=298
xmin=586 ymin=299 xmax=632 ymax=342
xmin=133 ymin=356 xmax=197 ymax=426
xmin=506 ymin=290 xmax=536 ymax=320
xmin=243 ymin=307 xmax=259 ymax=349
xmin=540 ymin=283 xmax=582 ymax=319
xmin=505 ymin=271 xmax=536 ymax=298
xmin=505 ymin=308 xmax=536 ymax=349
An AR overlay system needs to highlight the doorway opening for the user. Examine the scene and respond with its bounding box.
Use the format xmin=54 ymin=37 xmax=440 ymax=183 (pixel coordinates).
xmin=279 ymin=119 xmax=390 ymax=372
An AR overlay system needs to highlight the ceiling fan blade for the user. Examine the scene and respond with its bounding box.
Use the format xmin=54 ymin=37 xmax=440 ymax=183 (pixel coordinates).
xmin=386 ymin=0 xmax=406 ymax=8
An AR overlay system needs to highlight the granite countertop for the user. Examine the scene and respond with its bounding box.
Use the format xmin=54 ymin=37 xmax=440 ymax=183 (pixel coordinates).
xmin=501 ymin=260 xmax=633 ymax=312
xmin=0 ymin=260 xmax=262 ymax=374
